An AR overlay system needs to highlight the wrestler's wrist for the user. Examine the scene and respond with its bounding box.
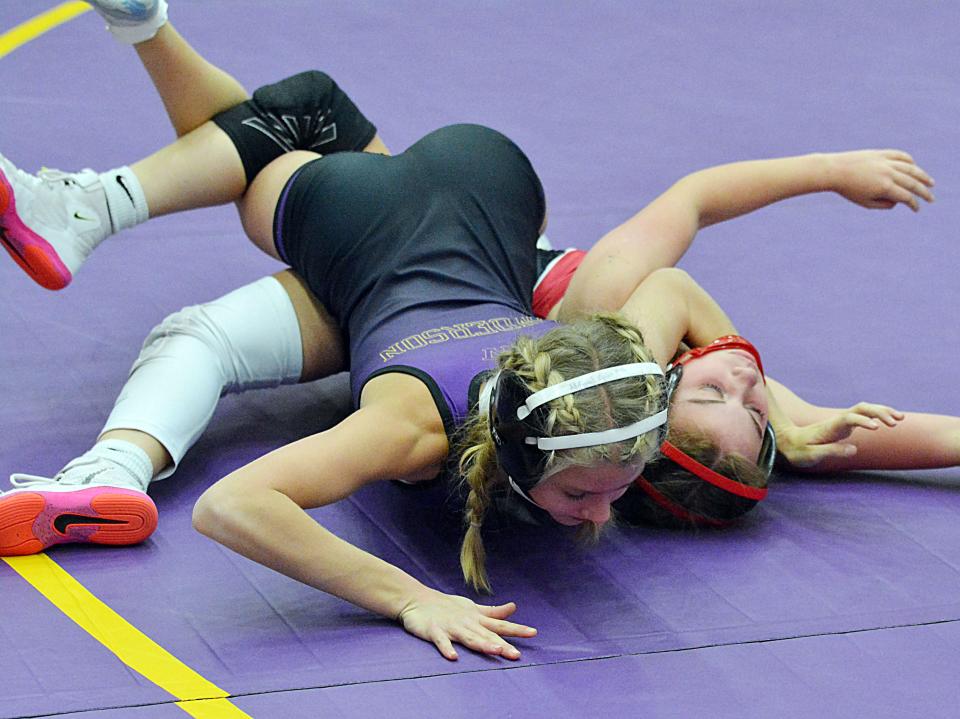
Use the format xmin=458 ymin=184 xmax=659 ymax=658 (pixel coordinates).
xmin=803 ymin=152 xmax=837 ymax=194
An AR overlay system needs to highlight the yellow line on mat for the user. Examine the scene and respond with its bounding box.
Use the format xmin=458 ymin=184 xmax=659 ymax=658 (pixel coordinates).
xmin=0 ymin=1 xmax=92 ymax=59
xmin=2 ymin=5 xmax=250 ymax=718
xmin=3 ymin=554 xmax=251 ymax=718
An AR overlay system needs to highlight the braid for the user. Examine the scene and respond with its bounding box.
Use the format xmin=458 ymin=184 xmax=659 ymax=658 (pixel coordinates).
xmin=589 ymin=313 xmax=665 ymax=461
xmin=552 ymin=355 xmax=581 ymax=430
xmin=532 ymin=348 xmax=552 ymax=387
xmin=459 ymin=437 xmax=495 ymax=592
xmin=501 ymin=335 xmax=537 ymax=374
xmin=457 ymin=415 xmax=502 ymax=592
xmin=607 ymin=315 xmax=649 ymax=362
xmin=453 ymin=312 xmax=667 ymax=591
xmin=455 ymin=336 xmax=545 ymax=592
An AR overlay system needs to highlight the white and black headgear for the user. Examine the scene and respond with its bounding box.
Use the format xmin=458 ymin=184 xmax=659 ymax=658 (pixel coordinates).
xmin=478 ymin=363 xmax=669 ymax=503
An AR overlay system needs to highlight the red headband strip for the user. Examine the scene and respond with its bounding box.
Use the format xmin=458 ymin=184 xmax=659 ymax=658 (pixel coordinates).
xmin=672 ymin=334 xmax=766 ymax=380
xmin=660 ymin=441 xmax=768 ymax=501
xmin=631 ymin=476 xmax=728 ymax=527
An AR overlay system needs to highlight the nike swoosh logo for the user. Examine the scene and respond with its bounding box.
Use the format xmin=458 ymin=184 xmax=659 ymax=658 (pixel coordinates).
xmin=82 ymin=468 xmax=110 ymax=484
xmin=73 ymin=211 xmax=97 ymax=222
xmin=116 ymin=176 xmax=135 ymax=206
xmin=54 ymin=513 xmax=127 ymax=534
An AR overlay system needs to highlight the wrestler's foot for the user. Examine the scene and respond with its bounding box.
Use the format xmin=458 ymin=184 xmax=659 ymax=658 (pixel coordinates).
xmin=1 ymin=446 xmax=156 ymax=555
xmin=87 ymin=0 xmax=169 ymax=44
xmin=0 ymin=157 xmax=112 ymax=290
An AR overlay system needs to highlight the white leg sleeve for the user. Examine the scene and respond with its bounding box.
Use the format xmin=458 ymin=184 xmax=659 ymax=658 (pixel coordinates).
xmin=101 ymin=276 xmax=304 ymax=480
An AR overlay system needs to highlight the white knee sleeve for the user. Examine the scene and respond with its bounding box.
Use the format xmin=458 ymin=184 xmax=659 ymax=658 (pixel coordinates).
xmin=102 ymin=276 xmax=303 ymax=480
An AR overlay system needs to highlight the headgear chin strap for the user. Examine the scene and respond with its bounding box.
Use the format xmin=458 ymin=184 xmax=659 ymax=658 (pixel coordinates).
xmin=631 ymin=475 xmax=730 ymax=527
xmin=660 ymin=435 xmax=773 ymax=501
xmin=630 ymin=335 xmax=775 ymax=524
xmin=481 ymin=362 xmax=668 ymax=502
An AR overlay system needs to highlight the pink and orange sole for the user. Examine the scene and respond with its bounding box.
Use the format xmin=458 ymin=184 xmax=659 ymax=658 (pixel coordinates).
xmin=0 ymin=487 xmax=158 ymax=556
xmin=0 ymin=169 xmax=73 ymax=291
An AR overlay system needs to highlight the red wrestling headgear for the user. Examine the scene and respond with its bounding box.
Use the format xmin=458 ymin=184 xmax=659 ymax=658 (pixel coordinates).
xmin=629 ymin=335 xmax=775 ymax=526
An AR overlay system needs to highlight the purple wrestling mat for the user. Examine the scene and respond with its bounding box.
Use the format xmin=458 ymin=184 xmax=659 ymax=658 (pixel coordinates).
xmin=2 ymin=2 xmax=959 ymax=717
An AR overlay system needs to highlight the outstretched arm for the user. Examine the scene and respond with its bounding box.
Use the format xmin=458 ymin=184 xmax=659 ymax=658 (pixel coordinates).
xmin=768 ymin=378 xmax=960 ymax=472
xmin=192 ymin=373 xmax=536 ymax=661
xmin=607 ymin=271 xmax=913 ymax=466
xmin=559 ymin=150 xmax=934 ymax=320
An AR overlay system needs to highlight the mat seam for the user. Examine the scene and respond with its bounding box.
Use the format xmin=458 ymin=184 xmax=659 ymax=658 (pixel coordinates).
xmin=13 ymin=614 xmax=960 ymax=718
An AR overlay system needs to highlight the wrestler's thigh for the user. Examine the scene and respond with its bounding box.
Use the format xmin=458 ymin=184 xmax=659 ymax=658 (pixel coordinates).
xmin=237 ymin=133 xmax=388 ymax=259
xmin=272 ymin=269 xmax=347 ymax=381
xmin=238 ymin=151 xmax=322 ymax=260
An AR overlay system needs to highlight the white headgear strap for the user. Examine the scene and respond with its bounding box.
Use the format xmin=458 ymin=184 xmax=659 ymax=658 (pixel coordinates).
xmin=532 ymin=408 xmax=669 ymax=450
xmin=480 ymin=363 xmax=668 ymax=505
xmin=516 ymin=362 xmax=664 ymax=420
xmin=519 ymin=362 xmax=667 ymax=450
xmin=507 ymin=476 xmax=540 ymax=506
xmin=482 ymin=362 xmax=667 ymax=449
xmin=478 ymin=372 xmax=497 ymax=416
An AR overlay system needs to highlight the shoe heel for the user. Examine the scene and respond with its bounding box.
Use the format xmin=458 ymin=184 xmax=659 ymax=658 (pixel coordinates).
xmin=0 ymin=170 xmax=73 ymax=291
xmin=0 ymin=241 xmax=71 ymax=291
xmin=0 ymin=493 xmax=47 ymax=556
xmin=21 ymin=245 xmax=71 ymax=290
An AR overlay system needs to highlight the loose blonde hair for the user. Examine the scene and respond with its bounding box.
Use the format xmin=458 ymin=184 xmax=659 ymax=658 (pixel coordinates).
xmin=456 ymin=313 xmax=665 ymax=592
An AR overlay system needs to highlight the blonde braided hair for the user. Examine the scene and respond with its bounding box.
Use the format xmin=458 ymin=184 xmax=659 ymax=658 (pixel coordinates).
xmin=457 ymin=312 xmax=665 ymax=592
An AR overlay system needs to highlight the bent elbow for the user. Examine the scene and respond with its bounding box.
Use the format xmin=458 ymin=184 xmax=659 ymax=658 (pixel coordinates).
xmin=647 ymin=267 xmax=695 ymax=294
xmin=649 ymin=266 xmax=691 ymax=283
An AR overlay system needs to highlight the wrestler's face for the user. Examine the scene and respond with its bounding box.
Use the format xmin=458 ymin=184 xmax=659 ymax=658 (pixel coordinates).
xmin=529 ymin=462 xmax=641 ymax=526
xmin=668 ymin=349 xmax=768 ymax=460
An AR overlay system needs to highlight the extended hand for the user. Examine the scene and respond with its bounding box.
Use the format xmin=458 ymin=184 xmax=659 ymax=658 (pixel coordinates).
xmin=828 ymin=150 xmax=934 ymax=211
xmin=398 ymin=589 xmax=537 ymax=661
xmin=778 ymin=402 xmax=904 ymax=467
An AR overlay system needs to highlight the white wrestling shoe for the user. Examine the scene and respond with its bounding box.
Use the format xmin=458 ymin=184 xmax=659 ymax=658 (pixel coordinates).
xmin=0 ymin=157 xmax=114 ymax=290
xmin=0 ymin=443 xmax=157 ymax=555
xmin=87 ymin=0 xmax=169 ymax=44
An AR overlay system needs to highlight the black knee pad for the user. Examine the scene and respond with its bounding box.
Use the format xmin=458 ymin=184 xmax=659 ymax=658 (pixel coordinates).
xmin=212 ymin=70 xmax=378 ymax=183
